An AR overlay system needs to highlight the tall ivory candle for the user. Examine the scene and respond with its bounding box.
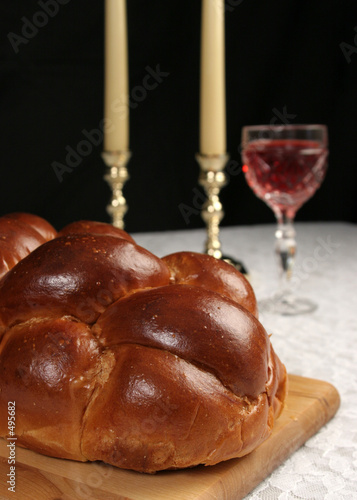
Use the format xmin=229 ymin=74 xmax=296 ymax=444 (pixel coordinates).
xmin=199 ymin=0 xmax=226 ymax=155
xmin=104 ymin=0 xmax=129 ymax=152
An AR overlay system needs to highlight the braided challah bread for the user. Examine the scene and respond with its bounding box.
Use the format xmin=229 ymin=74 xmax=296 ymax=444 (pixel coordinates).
xmin=0 ymin=213 xmax=287 ymax=473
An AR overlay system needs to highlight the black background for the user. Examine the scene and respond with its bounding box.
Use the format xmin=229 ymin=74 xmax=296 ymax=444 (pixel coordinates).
xmin=1 ymin=0 xmax=357 ymax=233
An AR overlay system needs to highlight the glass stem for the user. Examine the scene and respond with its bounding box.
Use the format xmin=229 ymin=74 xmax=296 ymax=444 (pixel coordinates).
xmin=275 ymin=213 xmax=296 ymax=296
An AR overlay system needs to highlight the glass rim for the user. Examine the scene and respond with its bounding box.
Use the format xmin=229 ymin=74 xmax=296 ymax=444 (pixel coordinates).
xmin=241 ymin=124 xmax=328 ymax=147
xmin=241 ymin=124 xmax=328 ymax=132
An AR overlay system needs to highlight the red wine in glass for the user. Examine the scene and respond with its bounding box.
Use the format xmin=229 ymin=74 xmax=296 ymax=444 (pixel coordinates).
xmin=242 ymin=139 xmax=328 ymax=220
xmin=241 ymin=125 xmax=328 ymax=315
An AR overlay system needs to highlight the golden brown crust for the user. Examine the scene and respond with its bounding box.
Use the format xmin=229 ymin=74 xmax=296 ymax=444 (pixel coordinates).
xmin=0 ymin=214 xmax=287 ymax=473
xmin=81 ymin=345 xmax=272 ymax=473
xmin=95 ymin=284 xmax=269 ymax=398
xmin=0 ymin=212 xmax=57 ymax=279
xmin=0 ymin=234 xmax=170 ymax=334
xmin=58 ymin=220 xmax=135 ymax=244
xmin=0 ymin=317 xmax=101 ymax=460
xmin=163 ymin=251 xmax=258 ymax=317
xmin=267 ymin=345 xmax=288 ymax=418
xmin=1 ymin=212 xmax=57 ymax=241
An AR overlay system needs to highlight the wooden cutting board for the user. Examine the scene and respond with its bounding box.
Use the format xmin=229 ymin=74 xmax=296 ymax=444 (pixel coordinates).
xmin=0 ymin=374 xmax=340 ymax=500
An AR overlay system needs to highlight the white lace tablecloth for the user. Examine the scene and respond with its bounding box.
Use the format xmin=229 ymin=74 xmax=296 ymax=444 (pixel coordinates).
xmin=133 ymin=222 xmax=357 ymax=500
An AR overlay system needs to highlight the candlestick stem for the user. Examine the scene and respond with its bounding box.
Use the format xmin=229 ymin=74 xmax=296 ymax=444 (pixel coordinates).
xmin=196 ymin=153 xmax=229 ymax=259
xmin=102 ymin=150 xmax=131 ymax=229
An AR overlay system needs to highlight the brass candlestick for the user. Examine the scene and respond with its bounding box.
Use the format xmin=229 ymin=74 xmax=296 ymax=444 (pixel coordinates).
xmin=196 ymin=153 xmax=228 ymax=259
xmin=102 ymin=150 xmax=131 ymax=229
xmin=196 ymin=153 xmax=247 ymax=274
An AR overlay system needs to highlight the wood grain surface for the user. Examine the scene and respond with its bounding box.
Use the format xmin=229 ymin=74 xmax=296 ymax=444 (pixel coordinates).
xmin=0 ymin=374 xmax=340 ymax=500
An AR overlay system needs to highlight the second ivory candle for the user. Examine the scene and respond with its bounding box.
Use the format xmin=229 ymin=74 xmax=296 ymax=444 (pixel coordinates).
xmin=199 ymin=0 xmax=226 ymax=155
xmin=104 ymin=0 xmax=129 ymax=152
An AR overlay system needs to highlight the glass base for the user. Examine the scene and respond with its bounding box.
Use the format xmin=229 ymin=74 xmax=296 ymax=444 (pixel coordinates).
xmin=258 ymin=292 xmax=318 ymax=316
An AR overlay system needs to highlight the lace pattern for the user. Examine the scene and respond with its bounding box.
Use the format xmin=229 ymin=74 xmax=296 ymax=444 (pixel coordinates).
xmin=135 ymin=222 xmax=357 ymax=499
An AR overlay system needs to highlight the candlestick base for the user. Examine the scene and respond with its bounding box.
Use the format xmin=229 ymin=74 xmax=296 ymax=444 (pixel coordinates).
xmin=222 ymin=255 xmax=248 ymax=275
xmin=102 ymin=150 xmax=131 ymax=229
xmin=196 ymin=153 xmax=248 ymax=274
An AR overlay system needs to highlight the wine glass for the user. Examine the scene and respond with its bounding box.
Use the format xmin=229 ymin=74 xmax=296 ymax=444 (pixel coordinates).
xmin=241 ymin=124 xmax=328 ymax=315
